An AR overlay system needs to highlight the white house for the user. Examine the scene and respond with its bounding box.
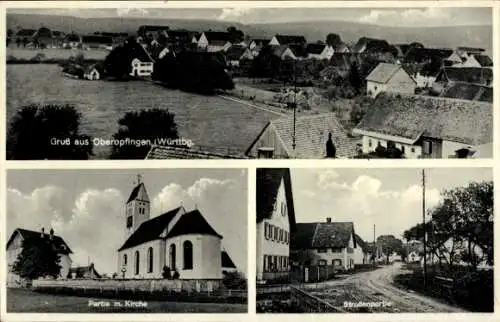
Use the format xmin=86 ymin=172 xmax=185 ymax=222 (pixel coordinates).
xmin=292 ymin=219 xmax=357 ymax=271
xmin=6 ymin=228 xmax=73 ymax=287
xmin=256 ymin=168 xmax=296 ymax=283
xmin=197 ymin=31 xmax=232 ymax=52
xmin=353 ymin=92 xmax=493 ymax=159
xmin=306 ymin=44 xmax=334 ymax=60
xmin=117 ymin=177 xmax=232 ymax=280
xmin=83 ymin=65 xmax=101 ymax=80
xmin=354 ymin=234 xmax=370 ymax=265
xmin=128 ymin=41 xmax=155 ymax=77
xmin=365 ymin=63 xmax=417 ymax=98
xmin=452 ymin=54 xmax=493 ymax=69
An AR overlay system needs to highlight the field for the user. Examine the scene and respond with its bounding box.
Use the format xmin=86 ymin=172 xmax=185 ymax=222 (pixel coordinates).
xmin=7 ymin=288 xmax=247 ymax=313
xmin=7 ymin=47 xmax=109 ymax=60
xmin=7 ymin=65 xmax=277 ymax=158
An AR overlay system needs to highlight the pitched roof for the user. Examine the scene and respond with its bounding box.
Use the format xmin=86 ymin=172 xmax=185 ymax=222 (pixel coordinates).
xmin=353 ymin=37 xmax=389 ymax=53
xmin=225 ymin=46 xmax=248 ymax=60
xmin=126 ymin=182 xmax=149 ymax=203
xmin=473 ymin=55 xmax=493 ymax=67
xmin=404 ymin=47 xmax=453 ymax=64
xmin=130 ymin=41 xmax=155 ymax=63
xmin=203 ymin=31 xmax=231 ymax=44
xmin=328 ymin=53 xmax=361 ymax=70
xmin=6 ymin=228 xmax=73 ymax=254
xmin=252 ymin=113 xmax=357 ymax=158
xmin=289 ymin=44 xmax=308 ymax=58
xmin=145 ymin=145 xmax=245 ymax=159
xmin=354 ymin=92 xmax=492 ymax=146
xmin=274 ymin=34 xmax=306 ymax=45
xmin=306 ymin=43 xmax=327 ymax=55
xmin=165 ymin=209 xmax=222 ymax=239
xmin=439 ymin=67 xmax=493 ymax=85
xmin=118 ymin=207 xmax=182 ymax=251
xmin=456 ymin=46 xmax=485 ymax=54
xmin=256 ymin=168 xmax=296 ymax=231
xmin=271 ymin=45 xmax=294 ymax=58
xmin=69 ymin=265 xmax=101 ymax=278
xmin=251 ymin=38 xmax=270 ymax=46
xmin=354 ymin=234 xmax=368 ymax=251
xmin=366 ymin=63 xmax=409 ymax=83
xmin=291 ymin=222 xmax=356 ymax=250
xmin=440 ymin=82 xmax=493 ymax=103
xmin=221 ymin=250 xmax=236 ymax=268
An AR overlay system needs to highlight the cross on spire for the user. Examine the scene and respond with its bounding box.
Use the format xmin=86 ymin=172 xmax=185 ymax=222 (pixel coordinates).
xmin=136 ymin=174 xmax=142 ymax=185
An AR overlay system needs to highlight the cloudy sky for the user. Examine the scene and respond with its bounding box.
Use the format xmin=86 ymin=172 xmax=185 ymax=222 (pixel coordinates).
xmin=8 ymin=7 xmax=492 ymax=27
xmin=7 ymin=169 xmax=247 ymax=276
xmin=291 ymin=168 xmax=492 ymax=243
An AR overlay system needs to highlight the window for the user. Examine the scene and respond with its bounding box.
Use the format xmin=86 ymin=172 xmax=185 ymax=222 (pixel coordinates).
xmin=123 ymin=254 xmax=127 ymax=266
xmin=411 ymin=147 xmax=415 ymax=153
xmin=257 ymin=147 xmax=274 ymax=158
xmin=127 ymin=216 xmax=133 ymax=228
xmin=264 ymin=223 xmax=269 ymax=240
xmin=423 ymin=141 xmax=432 ymax=154
xmin=401 ymin=146 xmax=405 ymax=154
xmin=333 ymin=259 xmax=342 ymax=267
xmin=318 ymin=259 xmax=327 ymax=266
xmin=183 ymin=241 xmax=193 ymax=270
xmin=134 ymin=251 xmax=140 ymax=275
xmin=318 ymin=248 xmax=327 ymax=253
xmin=263 ymin=255 xmax=268 ymax=272
xmin=280 ymin=229 xmax=283 ymax=242
xmin=169 ymin=244 xmax=176 ymax=269
xmin=268 ymin=224 xmax=273 ymax=239
xmin=147 ymin=247 xmax=153 ymax=273
xmin=368 ymin=139 xmax=372 ymax=148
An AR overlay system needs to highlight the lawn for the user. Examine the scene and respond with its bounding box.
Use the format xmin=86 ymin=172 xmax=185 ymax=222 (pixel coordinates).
xmin=7 ymin=47 xmax=109 ymax=61
xmin=7 ymin=288 xmax=247 ymax=313
xmin=7 ymin=65 xmax=277 ymax=159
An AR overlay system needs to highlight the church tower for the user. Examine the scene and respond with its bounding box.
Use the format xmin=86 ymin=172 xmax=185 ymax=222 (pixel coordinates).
xmin=125 ymin=175 xmax=150 ymax=237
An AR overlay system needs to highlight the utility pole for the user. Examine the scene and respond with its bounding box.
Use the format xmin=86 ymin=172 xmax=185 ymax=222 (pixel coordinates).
xmin=373 ymin=224 xmax=376 ymax=264
xmin=292 ymin=59 xmax=297 ymax=154
xmin=422 ymin=169 xmax=427 ymax=288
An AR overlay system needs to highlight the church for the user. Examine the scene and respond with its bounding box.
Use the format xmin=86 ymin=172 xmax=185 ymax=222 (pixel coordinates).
xmin=117 ymin=176 xmax=235 ymax=279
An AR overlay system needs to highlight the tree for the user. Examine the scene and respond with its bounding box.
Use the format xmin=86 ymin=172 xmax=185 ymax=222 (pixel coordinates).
xmin=222 ymin=271 xmax=247 ymax=290
xmin=162 ymin=266 xmax=171 ymax=279
xmin=326 ymin=33 xmax=342 ymax=47
xmin=377 ymin=235 xmax=403 ymax=264
xmin=12 ymin=236 xmax=62 ymax=280
xmin=7 ymin=28 xmax=14 ymax=37
xmin=110 ymin=108 xmax=179 ymax=159
xmin=104 ymin=37 xmax=141 ymax=80
xmin=227 ymin=26 xmax=244 ymax=44
xmin=7 ymin=104 xmax=93 ymax=160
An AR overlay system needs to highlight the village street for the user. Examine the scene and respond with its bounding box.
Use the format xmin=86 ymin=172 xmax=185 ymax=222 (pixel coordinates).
xmin=302 ymin=263 xmax=466 ymax=313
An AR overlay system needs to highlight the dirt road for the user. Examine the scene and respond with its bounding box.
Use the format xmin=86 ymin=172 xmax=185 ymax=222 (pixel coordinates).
xmin=303 ymin=263 xmax=466 ymax=313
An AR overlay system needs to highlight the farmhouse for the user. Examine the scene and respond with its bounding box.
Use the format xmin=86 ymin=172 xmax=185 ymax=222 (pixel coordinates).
xmin=197 ymin=31 xmax=232 ymax=52
xmin=353 ymin=37 xmax=390 ymax=54
xmin=354 ymin=234 xmax=370 ymax=265
xmin=245 ymin=113 xmax=357 ymax=159
xmin=306 ymin=43 xmax=334 ymax=60
xmin=224 ymin=45 xmax=254 ymax=67
xmin=269 ymin=34 xmax=307 ymax=46
xmin=68 ymin=263 xmax=101 ymax=279
xmin=6 ymin=228 xmax=73 ymax=287
xmin=117 ymin=178 xmax=232 ymax=279
xmin=270 ymin=45 xmax=298 ymax=60
xmin=439 ymin=82 xmax=493 ymax=103
xmin=365 ymin=63 xmax=417 ymax=98
xmin=453 ymin=54 xmax=493 ymax=68
xmin=292 ymin=219 xmax=357 ymax=271
xmin=256 ymin=168 xmax=296 ymax=284
xmin=353 ymin=92 xmax=493 ymax=159
xmin=128 ymin=40 xmax=155 ymax=77
xmin=433 ymin=67 xmax=493 ymax=93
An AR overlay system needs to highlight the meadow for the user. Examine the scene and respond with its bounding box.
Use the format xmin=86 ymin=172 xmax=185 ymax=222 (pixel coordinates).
xmin=7 ymin=64 xmax=276 ymax=159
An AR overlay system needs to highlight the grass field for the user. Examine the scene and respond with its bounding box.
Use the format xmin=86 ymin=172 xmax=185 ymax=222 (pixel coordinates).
xmin=7 ymin=47 xmax=109 ymax=60
xmin=7 ymin=65 xmax=277 ymax=158
xmin=7 ymin=288 xmax=247 ymax=313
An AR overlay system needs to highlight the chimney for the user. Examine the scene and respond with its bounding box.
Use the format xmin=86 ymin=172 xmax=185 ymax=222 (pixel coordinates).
xmin=49 ymin=228 xmax=54 ymax=240
xmin=41 ymin=227 xmax=45 ymax=238
xmin=326 ymin=217 xmax=332 ymax=223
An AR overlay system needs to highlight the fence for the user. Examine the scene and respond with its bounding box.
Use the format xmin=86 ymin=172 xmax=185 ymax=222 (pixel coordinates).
xmin=290 ymin=285 xmax=342 ymax=312
xmin=290 ymin=265 xmax=337 ymax=283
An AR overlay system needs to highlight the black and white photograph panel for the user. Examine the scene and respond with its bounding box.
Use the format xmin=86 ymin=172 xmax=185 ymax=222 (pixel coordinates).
xmin=5 ymin=6 xmax=493 ymax=160
xmin=6 ymin=169 xmax=248 ymax=313
xmin=256 ymin=168 xmax=493 ymax=313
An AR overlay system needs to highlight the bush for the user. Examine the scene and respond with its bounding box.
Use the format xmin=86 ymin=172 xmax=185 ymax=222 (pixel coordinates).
xmin=110 ymin=108 xmax=179 ymax=159
xmin=222 ymin=271 xmax=247 ymax=290
xmin=453 ymin=271 xmax=493 ymax=312
xmin=7 ymin=104 xmax=93 ymax=160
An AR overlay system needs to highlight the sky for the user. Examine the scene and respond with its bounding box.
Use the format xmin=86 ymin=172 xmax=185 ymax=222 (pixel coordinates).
xmin=8 ymin=7 xmax=492 ymax=27
xmin=7 ymin=169 xmax=248 ymax=276
xmin=290 ymin=168 xmax=492 ymax=243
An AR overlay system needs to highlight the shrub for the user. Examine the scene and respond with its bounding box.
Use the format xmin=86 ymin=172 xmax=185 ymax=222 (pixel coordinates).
xmin=7 ymin=104 xmax=93 ymax=160
xmin=162 ymin=266 xmax=171 ymax=279
xmin=222 ymin=271 xmax=247 ymax=290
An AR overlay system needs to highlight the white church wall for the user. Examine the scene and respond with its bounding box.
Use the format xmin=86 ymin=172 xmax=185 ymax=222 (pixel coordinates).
xmin=118 ymin=240 xmax=164 ymax=279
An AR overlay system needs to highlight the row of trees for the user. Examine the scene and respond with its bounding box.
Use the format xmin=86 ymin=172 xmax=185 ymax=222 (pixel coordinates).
xmin=403 ymin=181 xmax=493 ymax=269
xmin=6 ymin=105 xmax=180 ymax=160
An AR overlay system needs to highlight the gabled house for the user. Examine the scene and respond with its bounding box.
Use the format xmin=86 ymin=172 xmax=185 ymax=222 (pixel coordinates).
xmin=291 ymin=219 xmax=357 ymax=271
xmin=224 ymin=45 xmax=254 ymax=67
xmin=353 ymin=37 xmax=390 ymax=54
xmin=455 ymin=54 xmax=494 ymax=68
xmin=365 ymin=62 xmax=417 ymax=98
xmin=433 ymin=67 xmax=493 ymax=91
xmin=353 ymin=92 xmax=493 ymax=159
xmin=306 ymin=43 xmax=334 ymax=60
xmin=439 ymin=82 xmax=493 ymax=103
xmin=269 ymin=34 xmax=307 ymax=46
xmin=249 ymin=38 xmax=270 ymax=56
xmin=354 ymin=234 xmax=370 ymax=265
xmin=83 ymin=64 xmax=103 ymax=80
xmin=256 ymin=168 xmax=296 ymax=283
xmin=68 ymin=263 xmax=101 ymax=279
xmin=7 ymin=228 xmax=73 ymax=287
xmin=270 ymin=45 xmax=297 ymax=60
xmin=245 ymin=113 xmax=357 ymax=159
xmin=197 ymin=31 xmax=232 ymax=52
xmin=126 ymin=40 xmax=155 ymax=77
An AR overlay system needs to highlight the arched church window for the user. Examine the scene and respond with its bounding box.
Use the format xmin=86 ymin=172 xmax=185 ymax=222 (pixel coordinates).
xmin=147 ymin=247 xmax=153 ymax=273
xmin=183 ymin=241 xmax=193 ymax=270
xmin=169 ymin=244 xmax=176 ymax=269
xmin=123 ymin=254 xmax=127 ymax=266
xmin=135 ymin=251 xmax=140 ymax=275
